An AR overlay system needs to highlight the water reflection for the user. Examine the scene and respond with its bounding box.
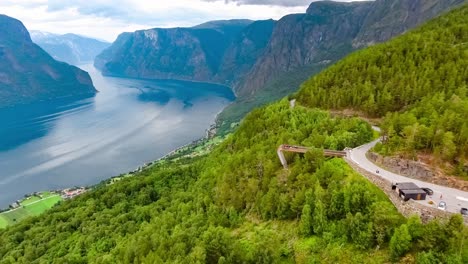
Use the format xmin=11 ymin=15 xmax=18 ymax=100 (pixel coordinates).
xmin=0 ymin=65 xmax=234 ymax=206
xmin=0 ymin=95 xmax=95 ymax=151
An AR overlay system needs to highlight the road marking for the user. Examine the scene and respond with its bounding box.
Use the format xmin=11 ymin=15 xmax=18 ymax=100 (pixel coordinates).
xmin=456 ymin=196 xmax=468 ymax=202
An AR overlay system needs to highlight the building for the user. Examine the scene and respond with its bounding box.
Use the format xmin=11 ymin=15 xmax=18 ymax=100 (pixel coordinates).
xmin=392 ymin=182 xmax=427 ymax=201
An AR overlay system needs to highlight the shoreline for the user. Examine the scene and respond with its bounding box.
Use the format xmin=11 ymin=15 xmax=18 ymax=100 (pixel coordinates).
xmin=0 ymin=110 xmax=226 ymax=213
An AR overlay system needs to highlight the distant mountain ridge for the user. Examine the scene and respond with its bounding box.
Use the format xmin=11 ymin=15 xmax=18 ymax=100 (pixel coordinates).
xmin=95 ymin=19 xmax=274 ymax=87
xmin=2 ymin=5 xmax=468 ymax=262
xmin=30 ymin=31 xmax=110 ymax=65
xmin=0 ymin=15 xmax=96 ymax=108
xmin=95 ymin=0 xmax=466 ymax=132
xmin=238 ymin=0 xmax=466 ymax=97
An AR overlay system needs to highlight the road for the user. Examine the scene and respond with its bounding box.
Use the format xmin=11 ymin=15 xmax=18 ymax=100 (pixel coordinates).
xmin=349 ymin=138 xmax=468 ymax=214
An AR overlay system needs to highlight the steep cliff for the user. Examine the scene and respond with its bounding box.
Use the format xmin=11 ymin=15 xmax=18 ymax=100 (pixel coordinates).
xmin=236 ymin=0 xmax=465 ymax=97
xmin=0 ymin=15 xmax=96 ymax=108
xmin=353 ymin=0 xmax=467 ymax=47
xmin=95 ymin=19 xmax=272 ymax=83
xmin=235 ymin=1 xmax=370 ymax=97
xmin=30 ymin=31 xmax=110 ymax=65
xmin=214 ymin=19 xmax=276 ymax=86
xmin=94 ymin=0 xmax=465 ymax=134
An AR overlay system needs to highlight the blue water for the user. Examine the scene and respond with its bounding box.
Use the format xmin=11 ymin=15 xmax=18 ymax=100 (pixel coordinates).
xmin=0 ymin=65 xmax=234 ymax=207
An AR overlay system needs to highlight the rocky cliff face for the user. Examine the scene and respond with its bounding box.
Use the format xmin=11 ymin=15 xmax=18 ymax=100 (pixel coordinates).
xmin=99 ymin=27 xmax=225 ymax=81
xmin=214 ymin=19 xmax=276 ymax=86
xmin=236 ymin=0 xmax=465 ymax=97
xmin=236 ymin=1 xmax=370 ymax=97
xmin=368 ymin=152 xmax=468 ymax=191
xmin=94 ymin=0 xmax=464 ymax=121
xmin=353 ymin=0 xmax=467 ymax=47
xmin=0 ymin=15 xmax=96 ymax=108
xmin=95 ymin=19 xmax=275 ymax=86
xmin=30 ymin=31 xmax=110 ymax=65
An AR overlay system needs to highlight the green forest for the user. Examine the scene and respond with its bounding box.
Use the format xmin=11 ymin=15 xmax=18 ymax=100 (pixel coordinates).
xmin=296 ymin=4 xmax=468 ymax=174
xmin=1 ymin=3 xmax=468 ymax=264
xmin=1 ymin=101 xmax=467 ymax=263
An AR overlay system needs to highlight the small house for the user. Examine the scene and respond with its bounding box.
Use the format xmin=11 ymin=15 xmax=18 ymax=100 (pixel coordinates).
xmin=393 ymin=182 xmax=427 ymax=201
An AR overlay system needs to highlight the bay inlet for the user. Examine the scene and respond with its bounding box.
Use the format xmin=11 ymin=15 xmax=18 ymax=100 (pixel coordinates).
xmin=0 ymin=65 xmax=234 ymax=207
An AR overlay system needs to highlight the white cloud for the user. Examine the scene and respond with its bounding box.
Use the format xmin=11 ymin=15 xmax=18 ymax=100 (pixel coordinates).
xmin=0 ymin=0 xmax=363 ymax=42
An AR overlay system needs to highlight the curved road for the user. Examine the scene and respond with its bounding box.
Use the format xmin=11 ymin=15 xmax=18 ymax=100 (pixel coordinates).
xmin=349 ymin=138 xmax=468 ymax=214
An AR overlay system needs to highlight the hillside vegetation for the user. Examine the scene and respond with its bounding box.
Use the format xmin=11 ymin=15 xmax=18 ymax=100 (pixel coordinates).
xmin=217 ymin=0 xmax=465 ymax=134
xmin=1 ymin=3 xmax=468 ymax=264
xmin=1 ymin=101 xmax=467 ymax=263
xmin=296 ymin=4 xmax=468 ymax=174
xmin=0 ymin=100 xmax=468 ymax=263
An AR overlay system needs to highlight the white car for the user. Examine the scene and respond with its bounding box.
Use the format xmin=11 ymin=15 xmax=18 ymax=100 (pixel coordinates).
xmin=438 ymin=201 xmax=447 ymax=211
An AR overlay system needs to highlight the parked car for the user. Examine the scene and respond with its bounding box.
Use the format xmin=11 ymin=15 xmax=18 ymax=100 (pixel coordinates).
xmin=438 ymin=201 xmax=447 ymax=211
xmin=422 ymin=187 xmax=434 ymax=195
xmin=461 ymin=208 xmax=468 ymax=216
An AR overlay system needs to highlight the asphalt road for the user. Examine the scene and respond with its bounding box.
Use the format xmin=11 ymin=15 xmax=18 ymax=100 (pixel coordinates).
xmin=349 ymin=138 xmax=468 ymax=214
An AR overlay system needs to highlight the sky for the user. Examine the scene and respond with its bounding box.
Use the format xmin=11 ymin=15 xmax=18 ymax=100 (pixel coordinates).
xmin=0 ymin=0 xmax=364 ymax=42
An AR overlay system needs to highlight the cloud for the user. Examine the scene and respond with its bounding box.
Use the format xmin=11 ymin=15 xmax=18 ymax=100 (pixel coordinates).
xmin=203 ymin=0 xmax=368 ymax=7
xmin=0 ymin=0 xmax=365 ymax=41
xmin=204 ymin=0 xmax=312 ymax=6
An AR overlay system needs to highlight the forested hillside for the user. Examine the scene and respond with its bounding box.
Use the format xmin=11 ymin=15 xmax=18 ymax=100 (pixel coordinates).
xmin=1 ymin=100 xmax=466 ymax=263
xmin=1 ymin=3 xmax=468 ymax=264
xmin=296 ymin=4 xmax=468 ymax=174
xmin=216 ymin=0 xmax=465 ymax=135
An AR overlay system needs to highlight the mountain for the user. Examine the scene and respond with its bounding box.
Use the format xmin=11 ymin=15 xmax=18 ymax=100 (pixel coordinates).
xmin=235 ymin=1 xmax=371 ymax=97
xmin=30 ymin=31 xmax=110 ymax=65
xmin=94 ymin=0 xmax=465 ymax=135
xmin=295 ymin=2 xmax=468 ymax=173
xmin=238 ymin=0 xmax=466 ymax=97
xmin=94 ymin=19 xmax=274 ymax=85
xmin=0 ymin=15 xmax=96 ymax=108
xmin=215 ymin=19 xmax=276 ymax=87
xmin=1 ymin=5 xmax=468 ymax=262
xmin=352 ymin=0 xmax=468 ymax=47
xmin=192 ymin=19 xmax=253 ymax=35
xmin=218 ymin=0 xmax=467 ymax=134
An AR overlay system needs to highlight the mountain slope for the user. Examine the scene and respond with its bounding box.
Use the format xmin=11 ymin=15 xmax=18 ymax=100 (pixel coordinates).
xmin=353 ymin=0 xmax=467 ymax=47
xmin=95 ymin=19 xmax=274 ymax=84
xmin=30 ymin=31 xmax=110 ymax=65
xmin=94 ymin=0 xmax=463 ymax=134
xmin=0 ymin=15 xmax=96 ymax=108
xmin=238 ymin=0 xmax=465 ymax=97
xmin=1 ymin=5 xmax=468 ymax=263
xmin=235 ymin=1 xmax=371 ymax=97
xmin=217 ymin=0 xmax=466 ymax=134
xmin=214 ymin=19 xmax=276 ymax=86
xmin=296 ymin=3 xmax=468 ymax=173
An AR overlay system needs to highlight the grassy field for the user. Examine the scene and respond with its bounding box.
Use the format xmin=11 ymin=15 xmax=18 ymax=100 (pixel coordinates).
xmin=0 ymin=194 xmax=62 ymax=229
xmin=0 ymin=135 xmax=229 ymax=229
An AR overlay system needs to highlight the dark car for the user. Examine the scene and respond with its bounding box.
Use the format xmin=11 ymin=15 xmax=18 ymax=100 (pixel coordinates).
xmin=461 ymin=208 xmax=468 ymax=216
xmin=422 ymin=187 xmax=434 ymax=195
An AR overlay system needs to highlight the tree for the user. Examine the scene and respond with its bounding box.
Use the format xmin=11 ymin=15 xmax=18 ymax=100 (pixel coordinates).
xmin=313 ymin=200 xmax=326 ymax=235
xmin=441 ymin=131 xmax=457 ymax=161
xmin=390 ymin=224 xmax=412 ymax=260
xmin=299 ymin=204 xmax=312 ymax=236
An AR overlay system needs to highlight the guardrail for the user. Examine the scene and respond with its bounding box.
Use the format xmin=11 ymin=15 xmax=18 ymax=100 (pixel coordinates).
xmin=277 ymin=144 xmax=347 ymax=169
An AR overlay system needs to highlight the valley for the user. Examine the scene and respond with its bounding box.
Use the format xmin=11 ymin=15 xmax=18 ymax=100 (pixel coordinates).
xmin=0 ymin=65 xmax=234 ymax=207
xmin=0 ymin=0 xmax=467 ymax=263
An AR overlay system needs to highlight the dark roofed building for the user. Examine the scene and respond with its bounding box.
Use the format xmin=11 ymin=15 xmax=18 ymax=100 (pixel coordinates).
xmin=393 ymin=182 xmax=427 ymax=201
xmin=400 ymin=189 xmax=427 ymax=201
xmin=395 ymin=182 xmax=420 ymax=190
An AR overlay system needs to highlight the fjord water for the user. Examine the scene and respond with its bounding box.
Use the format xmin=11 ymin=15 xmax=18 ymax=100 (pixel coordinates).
xmin=0 ymin=65 xmax=234 ymax=207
